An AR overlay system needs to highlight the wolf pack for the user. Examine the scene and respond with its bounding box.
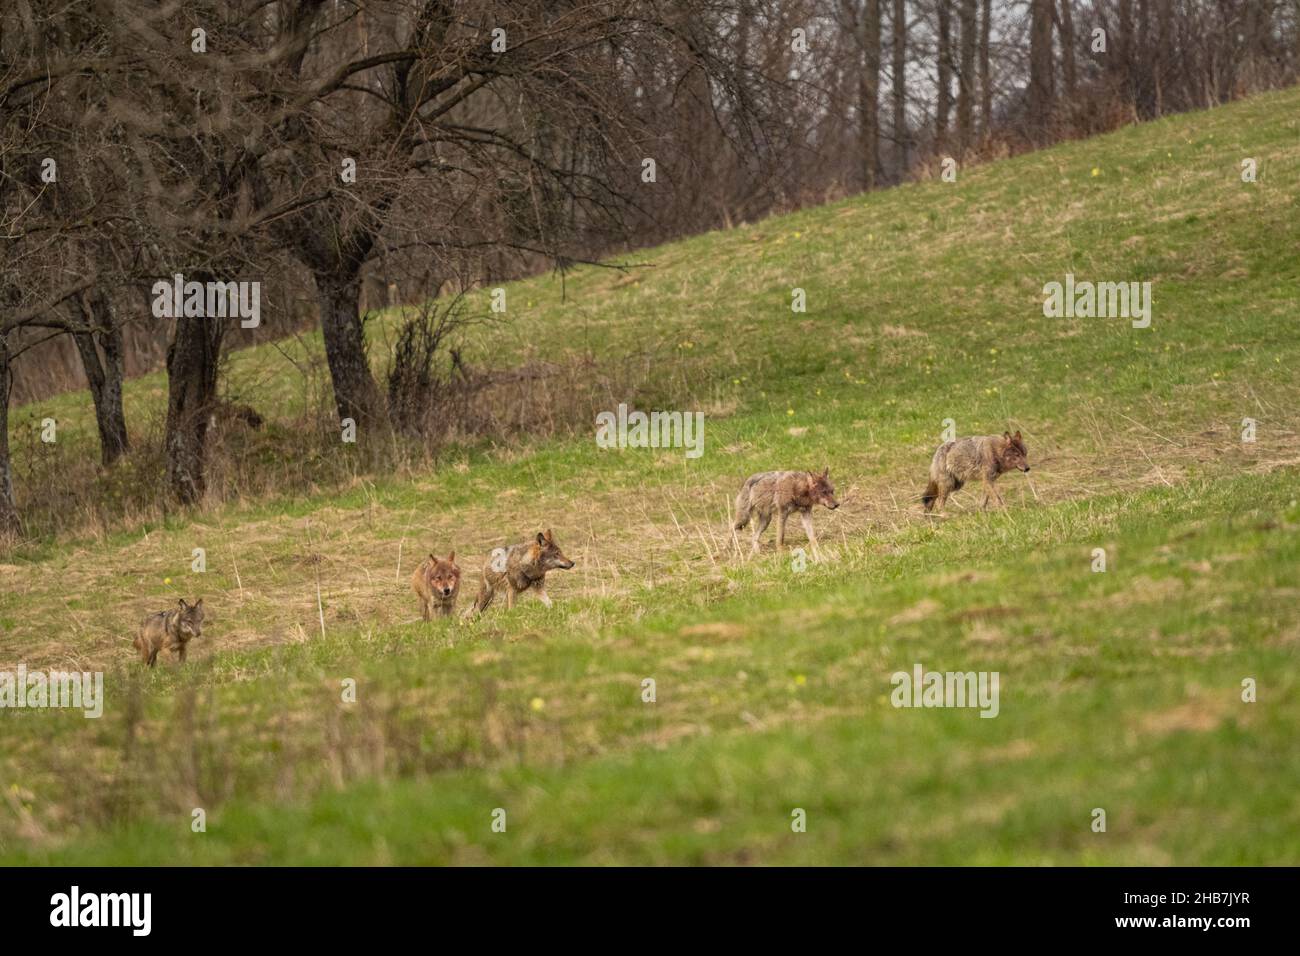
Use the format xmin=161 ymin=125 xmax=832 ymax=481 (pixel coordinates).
xmin=134 ymin=430 xmax=1030 ymax=666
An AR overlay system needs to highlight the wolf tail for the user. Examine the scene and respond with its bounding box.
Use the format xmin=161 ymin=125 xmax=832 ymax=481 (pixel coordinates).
xmin=733 ymin=480 xmax=755 ymax=530
xmin=921 ymin=480 xmax=939 ymax=512
xmin=470 ymin=581 xmax=494 ymax=614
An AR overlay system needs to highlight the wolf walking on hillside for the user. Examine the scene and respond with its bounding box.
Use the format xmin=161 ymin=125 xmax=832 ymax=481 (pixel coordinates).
xmin=465 ymin=529 xmax=575 ymax=615
xmin=411 ymin=552 xmax=461 ymax=619
xmin=134 ymin=598 xmax=205 ymax=666
xmin=734 ymin=468 xmax=839 ymax=558
xmin=921 ymin=431 xmax=1030 ymax=514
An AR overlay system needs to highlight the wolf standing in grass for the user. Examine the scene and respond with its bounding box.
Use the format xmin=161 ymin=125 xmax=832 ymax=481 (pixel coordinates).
xmin=922 ymin=431 xmax=1030 ymax=514
xmin=134 ymin=598 xmax=205 ymax=666
xmin=411 ymin=552 xmax=461 ymax=619
xmin=466 ymin=530 xmax=575 ymax=614
xmin=734 ymin=468 xmax=839 ymax=558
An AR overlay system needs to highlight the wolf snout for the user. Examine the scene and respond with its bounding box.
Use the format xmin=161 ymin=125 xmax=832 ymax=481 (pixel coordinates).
xmin=1022 ymin=465 xmax=1031 ymax=472
xmin=442 ymin=587 xmax=453 ymax=596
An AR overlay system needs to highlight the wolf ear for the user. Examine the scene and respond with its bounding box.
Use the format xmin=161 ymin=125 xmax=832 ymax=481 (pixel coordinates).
xmin=536 ymin=532 xmax=546 ymax=545
xmin=447 ymin=551 xmax=455 ymax=564
xmin=177 ymin=598 xmax=188 ymax=609
xmin=1013 ymin=430 xmax=1022 ymax=441
xmin=821 ymin=466 xmax=830 ymax=479
xmin=429 ymin=552 xmax=437 ymax=563
xmin=545 ymin=528 xmax=554 ymax=542
xmin=194 ymin=598 xmax=203 ymax=608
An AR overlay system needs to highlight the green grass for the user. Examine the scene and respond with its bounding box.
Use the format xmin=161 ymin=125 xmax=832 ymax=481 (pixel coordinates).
xmin=2 ymin=87 xmax=1299 ymax=864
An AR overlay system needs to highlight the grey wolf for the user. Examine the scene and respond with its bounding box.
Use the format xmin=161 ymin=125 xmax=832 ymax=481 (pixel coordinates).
xmin=411 ymin=552 xmax=461 ymax=619
xmin=733 ymin=468 xmax=839 ymax=557
xmin=467 ymin=530 xmax=575 ymax=614
xmin=134 ymin=598 xmax=205 ymax=666
xmin=921 ymin=431 xmax=1030 ymax=514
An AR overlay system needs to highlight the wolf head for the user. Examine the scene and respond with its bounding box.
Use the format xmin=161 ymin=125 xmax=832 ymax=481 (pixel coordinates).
xmin=810 ymin=467 xmax=839 ymax=509
xmin=1000 ymin=431 xmax=1030 ymax=472
xmin=427 ymin=552 xmax=461 ymax=598
xmin=176 ymin=598 xmax=205 ymax=637
xmin=534 ymin=529 xmax=575 ymax=571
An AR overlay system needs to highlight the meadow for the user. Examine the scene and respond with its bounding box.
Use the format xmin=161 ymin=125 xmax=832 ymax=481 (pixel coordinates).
xmin=1 ymin=86 xmax=1298 ymax=864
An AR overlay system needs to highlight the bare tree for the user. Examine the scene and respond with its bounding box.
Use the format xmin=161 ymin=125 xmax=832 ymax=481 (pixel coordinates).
xmin=1057 ymin=0 xmax=1078 ymax=101
xmin=0 ymin=333 xmax=18 ymax=537
xmin=857 ymin=0 xmax=883 ymax=188
xmin=957 ymin=0 xmax=976 ymax=150
xmin=979 ymin=0 xmax=992 ymax=132
xmin=892 ymin=0 xmax=909 ymax=171
xmin=67 ymin=288 xmax=130 ymax=466
xmin=1029 ymin=0 xmax=1055 ymax=137
xmin=233 ymin=2 xmax=775 ymax=438
xmin=163 ymin=295 xmax=227 ymax=505
xmin=2 ymin=3 xmax=134 ymax=470
xmin=937 ymin=0 xmax=953 ymax=145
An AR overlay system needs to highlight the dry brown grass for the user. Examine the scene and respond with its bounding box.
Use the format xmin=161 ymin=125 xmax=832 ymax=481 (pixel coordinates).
xmin=3 ymin=403 xmax=1296 ymax=675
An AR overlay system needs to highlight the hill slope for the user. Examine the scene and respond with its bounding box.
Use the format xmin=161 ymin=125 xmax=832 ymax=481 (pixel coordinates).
xmin=2 ymin=87 xmax=1299 ymax=864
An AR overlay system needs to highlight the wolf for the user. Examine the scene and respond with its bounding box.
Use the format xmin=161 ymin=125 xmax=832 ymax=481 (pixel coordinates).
xmin=466 ymin=529 xmax=575 ymax=615
xmin=134 ymin=598 xmax=205 ymax=666
xmin=921 ymin=431 xmax=1030 ymax=514
xmin=411 ymin=551 xmax=461 ymax=620
xmin=733 ymin=468 xmax=839 ymax=558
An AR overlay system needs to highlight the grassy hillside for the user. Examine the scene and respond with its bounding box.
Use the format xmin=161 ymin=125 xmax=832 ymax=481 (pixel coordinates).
xmin=2 ymin=87 xmax=1299 ymax=864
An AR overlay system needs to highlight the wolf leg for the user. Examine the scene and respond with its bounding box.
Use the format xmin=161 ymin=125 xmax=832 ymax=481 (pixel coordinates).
xmin=775 ymin=508 xmax=787 ymax=549
xmin=981 ymin=477 xmax=999 ymax=510
xmin=800 ymin=511 xmax=820 ymax=560
xmin=536 ymin=584 xmax=553 ymax=608
xmin=750 ymin=510 xmax=772 ymax=554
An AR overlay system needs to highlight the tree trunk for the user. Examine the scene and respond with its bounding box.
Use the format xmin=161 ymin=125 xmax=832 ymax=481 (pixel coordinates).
xmin=315 ymin=271 xmax=386 ymax=434
xmin=71 ymin=289 xmax=129 ymax=466
xmin=1136 ymin=0 xmax=1154 ymax=116
xmin=1152 ymin=0 xmax=1173 ymax=116
xmin=979 ymin=0 xmax=992 ymax=133
xmin=891 ymin=0 xmax=908 ymax=175
xmin=859 ymin=0 xmax=882 ymax=190
xmin=0 ymin=335 xmax=21 ymax=538
xmin=957 ymin=0 xmax=976 ymax=152
xmin=1058 ymin=0 xmax=1078 ymax=100
xmin=1029 ymin=0 xmax=1055 ymax=141
xmin=937 ymin=0 xmax=952 ymax=147
xmin=1116 ymin=0 xmax=1135 ymax=110
xmin=163 ymin=311 xmax=224 ymax=505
